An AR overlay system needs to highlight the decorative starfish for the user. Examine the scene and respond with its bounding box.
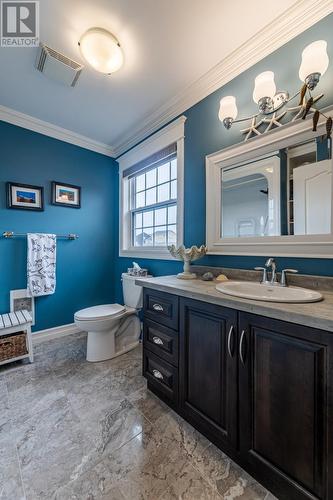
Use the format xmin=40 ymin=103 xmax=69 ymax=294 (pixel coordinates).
xmin=241 ymin=115 xmax=265 ymax=141
xmin=262 ymin=110 xmax=287 ymax=132
xmin=287 ymin=93 xmax=323 ymax=121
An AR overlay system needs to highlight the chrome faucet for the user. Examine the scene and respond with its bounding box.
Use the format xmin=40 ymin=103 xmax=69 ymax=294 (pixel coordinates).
xmin=255 ymin=258 xmax=298 ymax=287
xmin=265 ymin=257 xmax=277 ymax=285
xmin=280 ymin=268 xmax=298 ymax=287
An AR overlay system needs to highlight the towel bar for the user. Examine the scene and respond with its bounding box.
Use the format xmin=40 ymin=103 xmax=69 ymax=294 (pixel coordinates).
xmin=2 ymin=231 xmax=78 ymax=240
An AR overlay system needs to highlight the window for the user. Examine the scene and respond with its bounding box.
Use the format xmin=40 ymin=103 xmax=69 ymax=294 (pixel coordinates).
xmin=131 ymin=158 xmax=177 ymax=248
xmin=119 ymin=116 xmax=185 ymax=259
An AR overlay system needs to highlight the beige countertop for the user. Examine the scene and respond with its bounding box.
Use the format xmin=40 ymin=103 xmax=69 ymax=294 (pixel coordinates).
xmin=136 ymin=275 xmax=333 ymax=333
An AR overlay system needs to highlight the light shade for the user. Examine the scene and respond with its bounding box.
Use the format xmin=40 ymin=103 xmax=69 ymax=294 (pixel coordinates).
xmin=79 ymin=28 xmax=124 ymax=74
xmin=253 ymin=71 xmax=276 ymax=104
xmin=299 ymin=40 xmax=329 ymax=82
xmin=218 ymin=96 xmax=238 ymax=121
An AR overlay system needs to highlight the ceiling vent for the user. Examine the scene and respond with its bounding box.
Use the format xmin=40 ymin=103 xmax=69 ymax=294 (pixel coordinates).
xmin=36 ymin=44 xmax=84 ymax=87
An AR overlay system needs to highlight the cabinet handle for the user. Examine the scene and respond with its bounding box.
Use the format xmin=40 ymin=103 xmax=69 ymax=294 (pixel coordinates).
xmin=227 ymin=325 xmax=234 ymax=358
xmin=152 ymin=303 xmax=164 ymax=312
xmin=239 ymin=330 xmax=246 ymax=365
xmin=152 ymin=369 xmax=164 ymax=380
xmin=152 ymin=336 xmax=164 ymax=345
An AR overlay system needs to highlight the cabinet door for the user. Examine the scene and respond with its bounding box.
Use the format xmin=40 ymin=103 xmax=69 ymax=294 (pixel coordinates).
xmin=179 ymin=298 xmax=238 ymax=450
xmin=239 ymin=312 xmax=332 ymax=500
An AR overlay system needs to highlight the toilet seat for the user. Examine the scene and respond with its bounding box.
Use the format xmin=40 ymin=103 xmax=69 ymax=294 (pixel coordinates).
xmin=75 ymin=304 xmax=126 ymax=321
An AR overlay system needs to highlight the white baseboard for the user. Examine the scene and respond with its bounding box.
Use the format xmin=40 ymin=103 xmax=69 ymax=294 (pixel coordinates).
xmin=32 ymin=323 xmax=83 ymax=344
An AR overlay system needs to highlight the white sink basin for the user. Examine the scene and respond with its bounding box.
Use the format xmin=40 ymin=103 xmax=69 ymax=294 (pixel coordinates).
xmin=216 ymin=281 xmax=323 ymax=303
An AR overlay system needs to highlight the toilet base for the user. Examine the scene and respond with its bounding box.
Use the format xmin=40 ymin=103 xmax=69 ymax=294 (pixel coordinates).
xmin=86 ymin=331 xmax=139 ymax=362
xmin=85 ymin=313 xmax=141 ymax=362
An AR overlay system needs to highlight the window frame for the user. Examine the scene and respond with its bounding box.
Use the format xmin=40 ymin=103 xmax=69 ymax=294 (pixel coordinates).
xmin=119 ymin=116 xmax=185 ymax=259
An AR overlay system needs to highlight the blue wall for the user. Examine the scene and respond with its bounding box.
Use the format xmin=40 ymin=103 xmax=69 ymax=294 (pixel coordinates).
xmin=0 ymin=122 xmax=118 ymax=331
xmin=115 ymin=14 xmax=333 ymax=302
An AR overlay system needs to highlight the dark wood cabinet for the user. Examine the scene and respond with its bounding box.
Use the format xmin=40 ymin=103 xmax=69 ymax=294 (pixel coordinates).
xmin=143 ymin=349 xmax=178 ymax=406
xmin=238 ymin=312 xmax=333 ymax=500
xmin=142 ymin=288 xmax=333 ymax=500
xmin=179 ymin=298 xmax=238 ymax=450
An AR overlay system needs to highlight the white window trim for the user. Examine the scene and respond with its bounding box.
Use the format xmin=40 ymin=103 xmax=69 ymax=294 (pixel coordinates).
xmin=119 ymin=115 xmax=186 ymax=259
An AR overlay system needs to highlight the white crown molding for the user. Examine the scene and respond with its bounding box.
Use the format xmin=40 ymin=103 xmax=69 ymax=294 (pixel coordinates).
xmin=32 ymin=322 xmax=82 ymax=344
xmin=0 ymin=105 xmax=115 ymax=157
xmin=113 ymin=0 xmax=333 ymax=157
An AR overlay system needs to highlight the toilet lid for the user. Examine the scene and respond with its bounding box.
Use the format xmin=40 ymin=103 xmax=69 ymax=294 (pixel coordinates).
xmin=75 ymin=304 xmax=126 ymax=321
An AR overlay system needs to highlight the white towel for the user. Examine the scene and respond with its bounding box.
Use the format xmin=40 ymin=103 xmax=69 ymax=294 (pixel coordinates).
xmin=27 ymin=233 xmax=56 ymax=297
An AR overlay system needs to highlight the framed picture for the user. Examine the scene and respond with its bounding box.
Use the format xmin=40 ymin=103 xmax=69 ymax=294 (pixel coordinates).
xmin=51 ymin=181 xmax=81 ymax=208
xmin=7 ymin=182 xmax=44 ymax=211
xmin=10 ymin=289 xmax=35 ymax=326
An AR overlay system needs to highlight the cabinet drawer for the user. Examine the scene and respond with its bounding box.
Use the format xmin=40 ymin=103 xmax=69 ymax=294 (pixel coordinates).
xmin=143 ymin=289 xmax=179 ymax=329
xmin=143 ymin=319 xmax=178 ymax=366
xmin=143 ymin=349 xmax=178 ymax=405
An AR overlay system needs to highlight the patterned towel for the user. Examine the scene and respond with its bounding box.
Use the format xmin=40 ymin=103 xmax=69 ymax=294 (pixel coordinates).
xmin=27 ymin=233 xmax=56 ymax=297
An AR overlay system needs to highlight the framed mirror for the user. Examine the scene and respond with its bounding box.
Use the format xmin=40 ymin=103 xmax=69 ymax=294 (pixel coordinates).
xmin=206 ymin=106 xmax=333 ymax=257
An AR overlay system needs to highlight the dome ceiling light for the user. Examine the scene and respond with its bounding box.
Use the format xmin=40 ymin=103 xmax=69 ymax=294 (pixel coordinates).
xmin=78 ymin=28 xmax=124 ymax=75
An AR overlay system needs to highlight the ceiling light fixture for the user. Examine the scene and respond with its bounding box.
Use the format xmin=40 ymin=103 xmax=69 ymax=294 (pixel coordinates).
xmin=78 ymin=28 xmax=124 ymax=74
xmin=219 ymin=40 xmax=329 ymax=137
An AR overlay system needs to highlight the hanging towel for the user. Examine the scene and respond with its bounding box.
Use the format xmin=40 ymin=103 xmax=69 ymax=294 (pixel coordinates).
xmin=27 ymin=233 xmax=56 ymax=297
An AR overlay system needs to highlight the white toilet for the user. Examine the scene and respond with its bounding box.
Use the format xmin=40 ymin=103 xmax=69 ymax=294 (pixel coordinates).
xmin=74 ymin=273 xmax=145 ymax=362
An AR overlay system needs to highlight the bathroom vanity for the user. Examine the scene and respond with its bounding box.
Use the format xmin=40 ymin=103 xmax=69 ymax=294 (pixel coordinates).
xmin=137 ymin=275 xmax=333 ymax=500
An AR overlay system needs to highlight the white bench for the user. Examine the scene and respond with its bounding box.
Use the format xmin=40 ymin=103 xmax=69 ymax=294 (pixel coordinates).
xmin=0 ymin=310 xmax=33 ymax=366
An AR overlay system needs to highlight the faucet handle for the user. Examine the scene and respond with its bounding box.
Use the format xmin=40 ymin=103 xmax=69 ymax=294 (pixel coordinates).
xmin=280 ymin=269 xmax=298 ymax=287
xmin=254 ymin=267 xmax=268 ymax=284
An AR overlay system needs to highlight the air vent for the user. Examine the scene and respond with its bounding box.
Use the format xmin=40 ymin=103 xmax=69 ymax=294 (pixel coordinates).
xmin=36 ymin=44 xmax=84 ymax=87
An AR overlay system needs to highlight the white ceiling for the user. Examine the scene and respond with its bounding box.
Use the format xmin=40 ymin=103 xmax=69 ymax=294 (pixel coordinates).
xmin=0 ymin=0 xmax=330 ymax=156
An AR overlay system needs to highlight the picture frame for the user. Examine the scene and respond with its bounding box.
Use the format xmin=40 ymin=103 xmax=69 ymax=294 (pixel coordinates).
xmin=7 ymin=182 xmax=44 ymax=211
xmin=10 ymin=289 xmax=35 ymax=326
xmin=51 ymin=181 xmax=81 ymax=208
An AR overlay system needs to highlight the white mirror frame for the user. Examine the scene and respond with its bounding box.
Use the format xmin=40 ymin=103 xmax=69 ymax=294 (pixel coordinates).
xmin=206 ymin=105 xmax=333 ymax=258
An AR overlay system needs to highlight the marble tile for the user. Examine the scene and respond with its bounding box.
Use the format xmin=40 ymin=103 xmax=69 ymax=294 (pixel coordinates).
xmin=0 ymin=435 xmax=25 ymax=500
xmin=159 ymin=462 xmax=222 ymax=500
xmin=6 ymin=365 xmax=63 ymax=424
xmin=104 ymin=356 xmax=147 ymax=397
xmin=58 ymin=362 xmax=125 ymax=412
xmin=191 ymin=442 xmax=268 ymax=499
xmin=77 ymin=399 xmax=152 ymax=466
xmin=127 ymin=386 xmax=171 ymax=424
xmin=15 ymin=393 xmax=92 ymax=499
xmin=0 ymin=336 xmax=272 ymax=499
xmin=154 ymin=410 xmax=211 ymax=461
xmin=0 ymin=381 xmax=11 ymax=441
xmin=53 ymin=475 xmax=126 ymax=500
xmin=69 ymin=431 xmax=189 ymax=500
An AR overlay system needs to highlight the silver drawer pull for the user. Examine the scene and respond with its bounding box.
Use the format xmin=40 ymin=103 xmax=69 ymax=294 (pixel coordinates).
xmin=227 ymin=325 xmax=234 ymax=358
xmin=152 ymin=369 xmax=164 ymax=380
xmin=152 ymin=303 xmax=164 ymax=312
xmin=239 ymin=330 xmax=246 ymax=366
xmin=152 ymin=336 xmax=164 ymax=345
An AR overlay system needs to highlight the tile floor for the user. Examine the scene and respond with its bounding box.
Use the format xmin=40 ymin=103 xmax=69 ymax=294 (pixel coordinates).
xmin=0 ymin=333 xmax=277 ymax=500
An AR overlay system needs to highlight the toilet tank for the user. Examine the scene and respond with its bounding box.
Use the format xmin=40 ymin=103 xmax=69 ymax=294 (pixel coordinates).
xmin=122 ymin=273 xmax=145 ymax=308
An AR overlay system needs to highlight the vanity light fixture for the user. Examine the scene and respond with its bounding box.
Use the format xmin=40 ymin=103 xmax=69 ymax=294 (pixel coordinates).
xmin=219 ymin=40 xmax=330 ymax=139
xmin=218 ymin=96 xmax=238 ymax=130
xmin=78 ymin=28 xmax=124 ymax=74
xmin=299 ymin=40 xmax=329 ymax=90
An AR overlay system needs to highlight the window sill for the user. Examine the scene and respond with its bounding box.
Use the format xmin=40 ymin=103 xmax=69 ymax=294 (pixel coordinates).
xmin=119 ymin=248 xmax=175 ymax=260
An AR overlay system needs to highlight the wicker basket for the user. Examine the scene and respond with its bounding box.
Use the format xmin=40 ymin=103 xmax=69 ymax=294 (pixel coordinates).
xmin=0 ymin=331 xmax=28 ymax=362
